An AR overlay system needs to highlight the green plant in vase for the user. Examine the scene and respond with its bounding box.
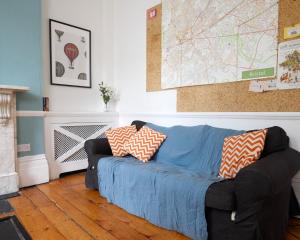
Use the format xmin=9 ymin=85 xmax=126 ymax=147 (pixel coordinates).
xmin=99 ymin=82 xmax=114 ymax=112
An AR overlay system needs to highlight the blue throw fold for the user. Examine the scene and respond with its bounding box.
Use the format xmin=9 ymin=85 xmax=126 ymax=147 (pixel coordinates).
xmin=146 ymin=123 xmax=244 ymax=175
xmin=98 ymin=124 xmax=244 ymax=240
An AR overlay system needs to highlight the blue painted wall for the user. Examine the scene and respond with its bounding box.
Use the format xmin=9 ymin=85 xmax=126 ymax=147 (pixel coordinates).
xmin=0 ymin=0 xmax=44 ymax=157
xmin=0 ymin=0 xmax=42 ymax=111
xmin=17 ymin=117 xmax=44 ymax=157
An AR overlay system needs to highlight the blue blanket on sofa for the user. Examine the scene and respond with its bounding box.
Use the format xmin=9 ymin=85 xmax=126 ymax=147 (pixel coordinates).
xmin=98 ymin=124 xmax=243 ymax=240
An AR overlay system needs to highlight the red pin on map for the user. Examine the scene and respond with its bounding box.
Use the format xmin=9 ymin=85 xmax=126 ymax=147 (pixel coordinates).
xmin=148 ymin=9 xmax=157 ymax=19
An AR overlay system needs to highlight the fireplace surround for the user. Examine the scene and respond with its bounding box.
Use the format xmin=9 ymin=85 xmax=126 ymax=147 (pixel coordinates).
xmin=0 ymin=85 xmax=29 ymax=196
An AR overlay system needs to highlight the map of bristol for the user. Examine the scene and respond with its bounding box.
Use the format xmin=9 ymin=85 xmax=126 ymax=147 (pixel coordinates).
xmin=161 ymin=0 xmax=279 ymax=89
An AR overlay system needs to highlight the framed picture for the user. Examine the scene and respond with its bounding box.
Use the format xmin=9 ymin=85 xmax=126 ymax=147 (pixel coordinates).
xmin=49 ymin=19 xmax=91 ymax=88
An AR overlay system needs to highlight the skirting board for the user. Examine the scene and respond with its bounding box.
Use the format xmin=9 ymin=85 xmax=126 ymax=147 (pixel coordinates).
xmin=0 ymin=172 xmax=18 ymax=196
xmin=17 ymin=154 xmax=49 ymax=188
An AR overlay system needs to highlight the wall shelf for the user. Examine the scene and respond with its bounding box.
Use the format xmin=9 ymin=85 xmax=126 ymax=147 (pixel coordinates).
xmin=0 ymin=85 xmax=29 ymax=92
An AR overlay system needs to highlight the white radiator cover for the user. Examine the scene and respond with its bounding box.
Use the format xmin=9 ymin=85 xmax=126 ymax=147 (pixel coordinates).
xmin=54 ymin=124 xmax=108 ymax=163
xmin=45 ymin=112 xmax=118 ymax=179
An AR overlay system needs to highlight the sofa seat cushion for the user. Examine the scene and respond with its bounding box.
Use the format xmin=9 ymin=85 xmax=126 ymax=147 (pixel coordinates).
xmin=98 ymin=156 xmax=220 ymax=240
xmin=205 ymin=180 xmax=236 ymax=211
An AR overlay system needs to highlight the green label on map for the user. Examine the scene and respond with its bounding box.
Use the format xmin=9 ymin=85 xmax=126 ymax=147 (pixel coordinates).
xmin=242 ymin=68 xmax=274 ymax=79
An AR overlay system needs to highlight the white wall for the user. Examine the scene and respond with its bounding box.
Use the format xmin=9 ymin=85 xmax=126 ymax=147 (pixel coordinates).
xmin=119 ymin=112 xmax=300 ymax=151
xmin=42 ymin=0 xmax=114 ymax=112
xmin=42 ymin=0 xmax=176 ymax=113
xmin=113 ymin=0 xmax=177 ymax=113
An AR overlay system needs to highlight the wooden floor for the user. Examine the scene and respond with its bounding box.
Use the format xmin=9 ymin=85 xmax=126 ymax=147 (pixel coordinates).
xmin=0 ymin=172 xmax=299 ymax=240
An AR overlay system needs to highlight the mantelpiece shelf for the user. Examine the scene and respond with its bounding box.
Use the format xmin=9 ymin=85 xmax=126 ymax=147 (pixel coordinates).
xmin=0 ymin=85 xmax=29 ymax=92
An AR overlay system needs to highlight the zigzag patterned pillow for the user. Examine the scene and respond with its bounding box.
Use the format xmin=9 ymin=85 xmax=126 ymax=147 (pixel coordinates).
xmin=124 ymin=126 xmax=166 ymax=162
xmin=105 ymin=125 xmax=137 ymax=157
xmin=219 ymin=129 xmax=267 ymax=179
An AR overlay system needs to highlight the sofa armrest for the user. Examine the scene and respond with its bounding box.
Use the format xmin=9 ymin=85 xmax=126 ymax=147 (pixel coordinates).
xmin=234 ymin=148 xmax=300 ymax=221
xmin=206 ymin=179 xmax=236 ymax=211
xmin=84 ymin=138 xmax=112 ymax=156
xmin=84 ymin=120 xmax=146 ymax=156
xmin=84 ymin=121 xmax=146 ymax=189
xmin=84 ymin=138 xmax=112 ymax=189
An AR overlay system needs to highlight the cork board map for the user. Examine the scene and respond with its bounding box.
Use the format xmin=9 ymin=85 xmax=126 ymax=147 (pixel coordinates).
xmin=161 ymin=0 xmax=279 ymax=89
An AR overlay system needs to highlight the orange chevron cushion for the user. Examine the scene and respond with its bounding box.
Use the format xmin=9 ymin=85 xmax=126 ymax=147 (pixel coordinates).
xmin=105 ymin=125 xmax=137 ymax=157
xmin=219 ymin=129 xmax=267 ymax=179
xmin=124 ymin=126 xmax=166 ymax=162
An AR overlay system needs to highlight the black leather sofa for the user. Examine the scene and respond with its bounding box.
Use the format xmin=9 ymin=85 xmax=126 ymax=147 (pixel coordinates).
xmin=84 ymin=121 xmax=300 ymax=240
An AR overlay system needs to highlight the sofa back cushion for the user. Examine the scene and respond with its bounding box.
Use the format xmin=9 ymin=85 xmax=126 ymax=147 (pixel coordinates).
xmin=146 ymin=123 xmax=244 ymax=175
xmin=261 ymin=126 xmax=289 ymax=157
xmin=131 ymin=120 xmax=146 ymax=131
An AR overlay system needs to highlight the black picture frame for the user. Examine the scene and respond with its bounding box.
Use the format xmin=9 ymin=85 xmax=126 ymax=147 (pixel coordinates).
xmin=49 ymin=19 xmax=92 ymax=88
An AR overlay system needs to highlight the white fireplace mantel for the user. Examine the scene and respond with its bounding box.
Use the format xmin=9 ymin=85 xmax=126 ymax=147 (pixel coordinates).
xmin=0 ymin=85 xmax=29 ymax=125
xmin=0 ymin=85 xmax=29 ymax=196
xmin=0 ymin=85 xmax=29 ymax=91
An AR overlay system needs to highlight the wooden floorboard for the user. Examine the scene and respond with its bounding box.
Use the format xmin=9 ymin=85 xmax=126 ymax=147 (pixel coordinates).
xmin=9 ymin=194 xmax=67 ymax=239
xmin=0 ymin=172 xmax=298 ymax=240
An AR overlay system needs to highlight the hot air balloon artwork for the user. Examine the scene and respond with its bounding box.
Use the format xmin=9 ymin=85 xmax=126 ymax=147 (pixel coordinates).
xmin=56 ymin=61 xmax=65 ymax=77
xmin=64 ymin=43 xmax=79 ymax=69
xmin=55 ymin=30 xmax=64 ymax=42
xmin=50 ymin=19 xmax=91 ymax=88
xmin=78 ymin=73 xmax=87 ymax=80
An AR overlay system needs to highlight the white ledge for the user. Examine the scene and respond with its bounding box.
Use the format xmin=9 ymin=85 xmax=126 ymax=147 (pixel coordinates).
xmin=45 ymin=111 xmax=119 ymax=117
xmin=0 ymin=85 xmax=29 ymax=92
xmin=17 ymin=111 xmax=46 ymax=117
xmin=16 ymin=111 xmax=119 ymax=118
xmin=119 ymin=112 xmax=300 ymax=120
xmin=16 ymin=111 xmax=300 ymax=120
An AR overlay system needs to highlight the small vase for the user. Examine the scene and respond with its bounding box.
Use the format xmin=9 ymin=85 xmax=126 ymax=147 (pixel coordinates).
xmin=104 ymin=103 xmax=108 ymax=112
